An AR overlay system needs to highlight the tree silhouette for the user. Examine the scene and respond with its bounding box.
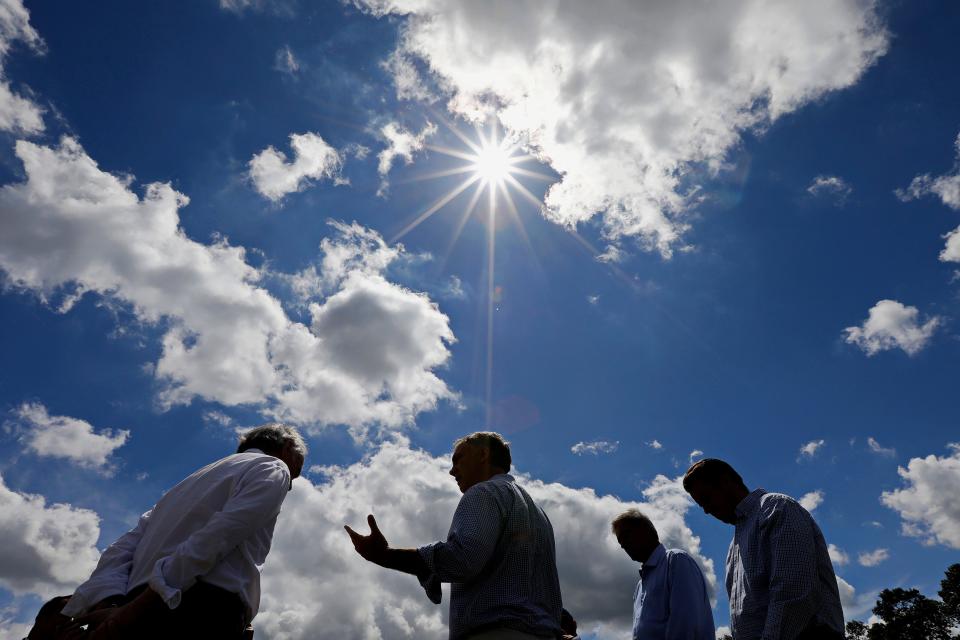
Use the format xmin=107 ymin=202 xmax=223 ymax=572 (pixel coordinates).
xmin=845 ymin=620 xmax=868 ymax=639
xmin=940 ymin=563 xmax=960 ymax=627
xmin=842 ymin=563 xmax=960 ymax=639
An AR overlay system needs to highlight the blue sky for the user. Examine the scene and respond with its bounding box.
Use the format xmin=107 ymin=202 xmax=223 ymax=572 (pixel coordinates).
xmin=1 ymin=1 xmax=959 ymax=637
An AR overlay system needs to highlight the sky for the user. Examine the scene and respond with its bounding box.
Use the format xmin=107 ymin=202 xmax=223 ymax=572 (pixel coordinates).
xmin=1 ymin=0 xmax=959 ymax=637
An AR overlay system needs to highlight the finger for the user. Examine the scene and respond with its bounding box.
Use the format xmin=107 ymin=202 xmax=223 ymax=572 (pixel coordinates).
xmin=343 ymin=525 xmax=363 ymax=545
xmin=367 ymin=514 xmax=382 ymax=536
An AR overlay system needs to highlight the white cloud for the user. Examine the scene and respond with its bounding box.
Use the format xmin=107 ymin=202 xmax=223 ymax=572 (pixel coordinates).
xmin=807 ymin=175 xmax=852 ymax=204
xmin=843 ymin=299 xmax=941 ymax=356
xmin=382 ymin=49 xmax=435 ymax=102
xmin=571 ymin=440 xmax=619 ymax=456
xmin=896 ymin=132 xmax=960 ymax=263
xmin=828 ymin=543 xmax=849 ymax=567
xmin=12 ymin=403 xmax=128 ymax=474
xmin=896 ymin=132 xmax=960 ymax=211
xmin=689 ymin=449 xmax=704 ymax=464
xmin=219 ymin=0 xmax=293 ymax=15
xmin=648 ymin=440 xmax=663 ymax=450
xmin=274 ymin=45 xmax=300 ymax=75
xmin=881 ymin=443 xmax=960 ymax=549
xmin=0 ymin=0 xmax=44 ymax=134
xmin=836 ymin=576 xmax=877 ymax=622
xmin=866 ymin=436 xmax=896 ymax=458
xmin=248 ymin=132 xmax=343 ymax=202
xmin=376 ymin=120 xmax=437 ymax=196
xmin=0 ymin=474 xmax=101 ymax=596
xmin=715 ymin=627 xmax=731 ymax=639
xmin=356 ymin=0 xmax=887 ymax=257
xmin=857 ymin=548 xmax=889 ymax=567
xmin=0 ymin=138 xmax=456 ymax=432
xmin=257 ymin=439 xmax=716 ymax=639
xmin=941 ymin=226 xmax=960 ymax=264
xmin=586 ymin=294 xmax=600 ymax=305
xmin=799 ymin=490 xmax=824 ymax=512
xmin=798 ymin=439 xmax=825 ymax=459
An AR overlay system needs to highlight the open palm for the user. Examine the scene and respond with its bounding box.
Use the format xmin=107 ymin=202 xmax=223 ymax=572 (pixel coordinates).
xmin=344 ymin=514 xmax=389 ymax=564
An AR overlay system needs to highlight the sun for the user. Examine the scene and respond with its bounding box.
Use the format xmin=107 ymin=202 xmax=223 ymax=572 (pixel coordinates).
xmin=389 ymin=118 xmax=557 ymax=427
xmin=472 ymin=142 xmax=514 ymax=184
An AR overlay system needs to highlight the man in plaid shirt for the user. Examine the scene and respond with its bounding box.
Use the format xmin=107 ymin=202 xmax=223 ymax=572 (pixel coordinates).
xmin=346 ymin=431 xmax=563 ymax=640
xmin=682 ymin=459 xmax=844 ymax=640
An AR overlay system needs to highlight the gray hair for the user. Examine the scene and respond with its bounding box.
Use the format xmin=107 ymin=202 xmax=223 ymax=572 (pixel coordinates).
xmin=454 ymin=431 xmax=511 ymax=472
xmin=237 ymin=422 xmax=307 ymax=457
xmin=611 ymin=508 xmax=659 ymax=541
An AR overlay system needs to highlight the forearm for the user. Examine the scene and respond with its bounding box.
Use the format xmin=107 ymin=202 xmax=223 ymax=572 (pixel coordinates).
xmin=373 ymin=547 xmax=430 ymax=579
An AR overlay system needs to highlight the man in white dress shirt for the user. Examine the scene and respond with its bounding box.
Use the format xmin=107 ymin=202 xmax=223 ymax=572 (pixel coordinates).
xmin=52 ymin=422 xmax=305 ymax=640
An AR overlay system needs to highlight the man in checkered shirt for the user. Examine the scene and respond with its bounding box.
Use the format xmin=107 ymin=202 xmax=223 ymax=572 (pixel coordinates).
xmin=682 ymin=459 xmax=844 ymax=640
xmin=346 ymin=431 xmax=563 ymax=640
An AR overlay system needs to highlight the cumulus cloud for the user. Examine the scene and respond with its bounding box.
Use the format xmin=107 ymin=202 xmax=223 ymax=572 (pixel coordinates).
xmin=355 ymin=0 xmax=887 ymax=257
xmin=798 ymin=439 xmax=825 ymax=459
xmin=689 ymin=449 xmax=704 ymax=464
xmin=896 ymin=132 xmax=960 ymax=263
xmin=0 ymin=474 xmax=101 ymax=596
xmin=896 ymin=132 xmax=960 ymax=211
xmin=866 ymin=436 xmax=895 ymax=458
xmin=715 ymin=627 xmax=731 ymax=639
xmin=571 ymin=440 xmax=619 ymax=456
xmin=248 ymin=132 xmax=343 ymax=202
xmin=807 ymin=175 xmax=852 ymax=204
xmin=799 ymin=490 xmax=824 ymax=512
xmin=0 ymin=138 xmax=456 ymax=432
xmin=648 ymin=440 xmax=663 ymax=450
xmin=376 ymin=120 xmax=438 ymax=196
xmin=836 ymin=575 xmax=876 ymax=622
xmin=843 ymin=299 xmax=941 ymax=356
xmin=857 ymin=548 xmax=889 ymax=567
xmin=12 ymin=403 xmax=129 ymax=474
xmin=828 ymin=543 xmax=849 ymax=567
xmin=257 ymin=439 xmax=716 ymax=639
xmin=0 ymin=0 xmax=44 ymax=134
xmin=881 ymin=443 xmax=960 ymax=549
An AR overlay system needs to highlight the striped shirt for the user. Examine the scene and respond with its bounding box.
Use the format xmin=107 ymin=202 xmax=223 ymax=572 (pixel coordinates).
xmin=726 ymin=489 xmax=844 ymax=640
xmin=418 ymin=474 xmax=563 ymax=640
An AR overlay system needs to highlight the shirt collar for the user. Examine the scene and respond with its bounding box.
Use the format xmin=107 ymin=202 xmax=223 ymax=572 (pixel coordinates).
xmin=642 ymin=543 xmax=666 ymax=569
xmin=735 ymin=488 xmax=766 ymax=521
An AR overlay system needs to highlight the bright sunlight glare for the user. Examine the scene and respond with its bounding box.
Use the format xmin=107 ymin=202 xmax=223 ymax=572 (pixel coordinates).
xmin=473 ymin=143 xmax=513 ymax=183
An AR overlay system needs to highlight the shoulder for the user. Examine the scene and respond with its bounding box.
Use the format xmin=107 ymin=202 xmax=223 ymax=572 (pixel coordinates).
xmin=233 ymin=451 xmax=290 ymax=484
xmin=758 ymin=492 xmax=810 ymax=526
xmin=665 ymin=548 xmax=704 ymax=572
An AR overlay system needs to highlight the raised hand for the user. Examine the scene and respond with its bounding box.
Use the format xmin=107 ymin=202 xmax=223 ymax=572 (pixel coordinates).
xmin=344 ymin=514 xmax=389 ymax=565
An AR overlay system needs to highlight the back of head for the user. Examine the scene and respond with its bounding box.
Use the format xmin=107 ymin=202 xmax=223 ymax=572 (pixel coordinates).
xmin=611 ymin=508 xmax=659 ymax=540
xmin=237 ymin=422 xmax=308 ymax=458
xmin=454 ymin=431 xmax=512 ymax=472
xmin=682 ymin=458 xmax=745 ymax=492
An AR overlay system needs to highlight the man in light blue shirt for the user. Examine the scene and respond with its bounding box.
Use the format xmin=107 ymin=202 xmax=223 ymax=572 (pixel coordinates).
xmin=612 ymin=509 xmax=715 ymax=640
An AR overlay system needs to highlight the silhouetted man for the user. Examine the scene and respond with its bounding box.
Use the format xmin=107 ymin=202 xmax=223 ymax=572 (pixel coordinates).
xmin=345 ymin=431 xmax=563 ymax=640
xmin=682 ymin=459 xmax=844 ymax=640
xmin=52 ymin=423 xmax=306 ymax=640
xmin=612 ymin=509 xmax=714 ymax=640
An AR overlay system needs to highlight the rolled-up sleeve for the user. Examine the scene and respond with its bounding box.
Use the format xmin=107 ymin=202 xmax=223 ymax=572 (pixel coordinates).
xmin=149 ymin=459 xmax=289 ymax=609
xmin=418 ymin=485 xmax=503 ymax=593
xmin=61 ymin=510 xmax=153 ymax=617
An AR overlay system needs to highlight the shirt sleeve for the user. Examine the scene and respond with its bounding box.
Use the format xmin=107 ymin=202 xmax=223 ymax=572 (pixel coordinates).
xmin=61 ymin=510 xmax=153 ymax=617
xmin=665 ymin=552 xmax=714 ymax=640
xmin=760 ymin=499 xmax=820 ymax=640
xmin=417 ymin=485 xmax=504 ymax=585
xmin=149 ymin=458 xmax=290 ymax=609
